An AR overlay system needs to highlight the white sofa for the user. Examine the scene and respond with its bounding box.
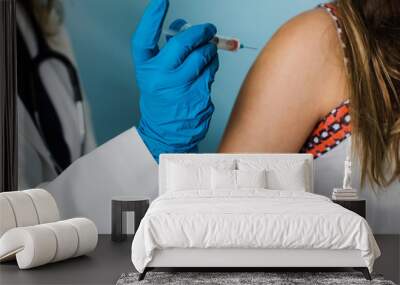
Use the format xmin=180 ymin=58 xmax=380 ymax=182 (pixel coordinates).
xmin=0 ymin=189 xmax=97 ymax=269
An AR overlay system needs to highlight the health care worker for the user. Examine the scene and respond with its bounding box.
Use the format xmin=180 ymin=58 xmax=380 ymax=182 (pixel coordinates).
xmin=17 ymin=0 xmax=219 ymax=233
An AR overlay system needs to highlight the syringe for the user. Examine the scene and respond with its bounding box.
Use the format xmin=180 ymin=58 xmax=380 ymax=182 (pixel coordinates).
xmin=163 ymin=19 xmax=257 ymax=52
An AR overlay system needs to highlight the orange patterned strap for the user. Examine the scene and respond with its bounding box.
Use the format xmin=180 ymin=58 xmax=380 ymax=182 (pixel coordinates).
xmin=301 ymin=100 xmax=351 ymax=158
xmin=322 ymin=3 xmax=338 ymax=15
xmin=319 ymin=3 xmax=350 ymax=67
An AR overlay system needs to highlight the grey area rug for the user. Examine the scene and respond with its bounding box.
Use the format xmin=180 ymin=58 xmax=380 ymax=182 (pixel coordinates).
xmin=117 ymin=272 xmax=396 ymax=285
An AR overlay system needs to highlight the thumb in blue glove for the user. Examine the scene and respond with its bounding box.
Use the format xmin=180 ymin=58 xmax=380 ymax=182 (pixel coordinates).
xmin=132 ymin=0 xmax=219 ymax=162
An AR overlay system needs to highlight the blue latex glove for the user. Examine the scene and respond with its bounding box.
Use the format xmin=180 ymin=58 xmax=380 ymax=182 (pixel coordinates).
xmin=132 ymin=0 xmax=219 ymax=162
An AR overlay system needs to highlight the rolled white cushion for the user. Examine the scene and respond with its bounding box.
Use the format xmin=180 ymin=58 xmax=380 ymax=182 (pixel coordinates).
xmin=42 ymin=221 xmax=79 ymax=262
xmin=65 ymin=218 xmax=98 ymax=257
xmin=0 ymin=218 xmax=97 ymax=269
xmin=0 ymin=226 xmax=57 ymax=269
xmin=0 ymin=189 xmax=60 ymax=239
xmin=0 ymin=196 xmax=17 ymax=237
xmin=0 ymin=192 xmax=39 ymax=227
xmin=23 ymin=189 xmax=59 ymax=223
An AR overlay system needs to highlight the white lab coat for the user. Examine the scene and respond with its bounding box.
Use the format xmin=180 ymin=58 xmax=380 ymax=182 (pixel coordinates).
xmin=16 ymin=4 xmax=158 ymax=233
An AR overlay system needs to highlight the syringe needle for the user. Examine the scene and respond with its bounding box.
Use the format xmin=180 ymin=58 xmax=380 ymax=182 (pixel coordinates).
xmin=242 ymin=46 xmax=258 ymax=50
xmin=240 ymin=44 xmax=258 ymax=50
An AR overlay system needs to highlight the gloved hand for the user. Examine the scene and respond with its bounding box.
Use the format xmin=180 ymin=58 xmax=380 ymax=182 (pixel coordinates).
xmin=132 ymin=0 xmax=219 ymax=162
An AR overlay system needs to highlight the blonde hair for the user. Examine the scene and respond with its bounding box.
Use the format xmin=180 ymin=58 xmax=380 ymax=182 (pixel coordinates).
xmin=28 ymin=0 xmax=63 ymax=36
xmin=337 ymin=0 xmax=400 ymax=188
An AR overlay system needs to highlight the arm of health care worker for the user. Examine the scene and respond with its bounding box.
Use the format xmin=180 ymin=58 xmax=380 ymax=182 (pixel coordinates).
xmin=43 ymin=0 xmax=219 ymax=233
xmin=134 ymin=0 xmax=219 ymax=162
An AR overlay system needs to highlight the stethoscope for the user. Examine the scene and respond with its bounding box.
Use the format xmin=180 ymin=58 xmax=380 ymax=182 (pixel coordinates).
xmin=31 ymin=44 xmax=86 ymax=148
xmin=21 ymin=4 xmax=86 ymax=173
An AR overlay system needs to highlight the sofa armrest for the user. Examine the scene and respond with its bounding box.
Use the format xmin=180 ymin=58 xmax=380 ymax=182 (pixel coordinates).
xmin=0 ymin=189 xmax=60 ymax=237
xmin=0 ymin=218 xmax=97 ymax=269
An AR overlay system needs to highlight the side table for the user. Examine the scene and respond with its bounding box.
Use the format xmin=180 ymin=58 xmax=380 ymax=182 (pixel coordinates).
xmin=112 ymin=196 xmax=149 ymax=242
xmin=332 ymin=199 xmax=366 ymax=218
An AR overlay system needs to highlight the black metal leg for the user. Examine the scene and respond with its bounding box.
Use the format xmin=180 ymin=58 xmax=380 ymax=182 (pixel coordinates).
xmin=354 ymin=267 xmax=372 ymax=280
xmin=138 ymin=268 xmax=148 ymax=281
xmin=112 ymin=201 xmax=126 ymax=242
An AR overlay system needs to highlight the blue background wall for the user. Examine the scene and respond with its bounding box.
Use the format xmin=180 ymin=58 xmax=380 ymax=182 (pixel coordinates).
xmin=64 ymin=0 xmax=321 ymax=152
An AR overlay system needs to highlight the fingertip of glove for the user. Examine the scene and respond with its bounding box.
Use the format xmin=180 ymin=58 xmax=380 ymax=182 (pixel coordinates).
xmin=144 ymin=0 xmax=169 ymax=19
xmin=204 ymin=23 xmax=217 ymax=37
xmin=170 ymin=18 xmax=188 ymax=31
xmin=151 ymin=0 xmax=169 ymax=9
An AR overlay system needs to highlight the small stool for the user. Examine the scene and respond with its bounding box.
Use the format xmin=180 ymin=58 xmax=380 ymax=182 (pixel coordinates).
xmin=111 ymin=196 xmax=149 ymax=242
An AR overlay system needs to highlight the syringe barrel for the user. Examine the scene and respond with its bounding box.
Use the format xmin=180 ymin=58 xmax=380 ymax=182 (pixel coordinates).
xmin=210 ymin=36 xmax=241 ymax=52
xmin=164 ymin=20 xmax=241 ymax=52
